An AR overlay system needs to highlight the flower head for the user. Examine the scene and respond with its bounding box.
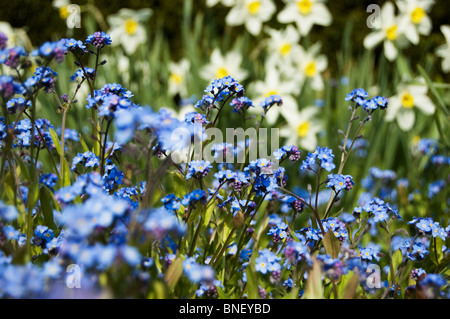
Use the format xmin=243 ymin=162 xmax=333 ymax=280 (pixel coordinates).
xmin=107 ymin=8 xmax=152 ymax=55
xmin=85 ymin=31 xmax=112 ymax=48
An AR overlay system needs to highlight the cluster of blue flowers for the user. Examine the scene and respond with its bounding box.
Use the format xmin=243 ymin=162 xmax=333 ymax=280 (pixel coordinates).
xmin=0 ymin=26 xmax=448 ymax=299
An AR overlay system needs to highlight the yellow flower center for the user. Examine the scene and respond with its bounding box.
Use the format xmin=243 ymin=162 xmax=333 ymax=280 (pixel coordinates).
xmin=280 ymin=43 xmax=291 ymax=56
xmin=305 ymin=62 xmax=316 ymax=77
xmin=170 ymin=73 xmax=183 ymax=85
xmin=297 ymin=0 xmax=313 ymax=15
xmin=401 ymin=93 xmax=414 ymax=108
xmin=297 ymin=121 xmax=309 ymax=138
xmin=59 ymin=6 xmax=70 ymax=19
xmin=248 ymin=1 xmax=261 ymax=15
xmin=216 ymin=67 xmax=229 ymax=79
xmin=386 ymin=25 xmax=397 ymax=41
xmin=412 ymin=135 xmax=420 ymax=145
xmin=411 ymin=7 xmax=425 ymax=24
xmin=266 ymin=90 xmax=279 ymax=97
xmin=125 ymin=18 xmax=138 ymax=35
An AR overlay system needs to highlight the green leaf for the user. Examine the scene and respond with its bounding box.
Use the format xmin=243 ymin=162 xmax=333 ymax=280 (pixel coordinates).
xmin=417 ymin=64 xmax=450 ymax=118
xmin=49 ymin=128 xmax=61 ymax=156
xmin=62 ymin=158 xmax=71 ymax=187
xmin=79 ymin=134 xmax=90 ymax=153
xmin=303 ymin=256 xmax=323 ymax=299
xmin=339 ymin=269 xmax=360 ymax=299
xmin=323 ymin=229 xmax=341 ymax=259
xmin=245 ymin=262 xmax=259 ymax=299
xmin=165 ymin=257 xmax=184 ymax=292
xmin=203 ymin=204 xmax=215 ymax=228
xmin=12 ymin=152 xmax=30 ymax=181
xmin=171 ymin=171 xmax=187 ymax=199
xmin=430 ymin=237 xmax=444 ymax=266
xmin=39 ymin=186 xmax=57 ymax=231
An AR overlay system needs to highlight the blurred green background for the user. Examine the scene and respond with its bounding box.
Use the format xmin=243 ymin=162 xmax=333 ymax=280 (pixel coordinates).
xmin=1 ymin=0 xmax=448 ymax=71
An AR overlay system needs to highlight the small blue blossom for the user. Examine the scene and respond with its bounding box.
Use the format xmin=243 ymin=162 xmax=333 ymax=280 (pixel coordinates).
xmin=186 ymin=160 xmax=213 ymax=180
xmin=85 ymin=31 xmax=112 ymax=48
xmin=359 ymin=246 xmax=380 ymax=261
xmin=260 ymin=94 xmax=283 ymax=112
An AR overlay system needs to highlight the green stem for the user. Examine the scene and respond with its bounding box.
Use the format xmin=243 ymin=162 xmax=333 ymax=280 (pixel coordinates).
xmin=212 ymin=226 xmax=237 ymax=268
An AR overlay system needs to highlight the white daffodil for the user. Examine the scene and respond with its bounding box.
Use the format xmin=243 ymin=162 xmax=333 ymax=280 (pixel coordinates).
xmin=363 ymin=2 xmax=403 ymax=61
xmin=265 ymin=25 xmax=302 ymax=67
xmin=225 ymin=0 xmax=276 ymax=36
xmin=436 ymin=25 xmax=450 ymax=72
xmin=52 ymin=0 xmax=71 ymax=20
xmin=248 ymin=63 xmax=299 ymax=125
xmin=0 ymin=21 xmax=30 ymax=49
xmin=288 ymin=42 xmax=328 ymax=91
xmin=385 ymin=79 xmax=435 ymax=131
xmin=280 ymin=106 xmax=322 ymax=151
xmin=277 ymin=0 xmax=332 ymax=36
xmin=206 ymin=0 xmax=236 ymax=7
xmin=199 ymin=48 xmax=248 ymax=82
xmin=107 ymin=8 xmax=152 ymax=55
xmin=396 ymin=0 xmax=434 ymax=45
xmin=168 ymin=58 xmax=191 ymax=97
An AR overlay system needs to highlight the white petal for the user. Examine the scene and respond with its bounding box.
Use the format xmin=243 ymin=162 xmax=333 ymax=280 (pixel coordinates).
xmin=364 ymin=31 xmax=385 ymax=49
xmin=385 ymin=96 xmax=401 ymax=121
xmin=396 ymin=108 xmax=415 ymax=131
xmin=311 ymin=3 xmax=332 ymax=26
xmin=384 ymin=40 xmax=398 ymax=61
xmin=246 ymin=19 xmax=262 ymax=36
xmin=277 ymin=6 xmax=297 ymax=24
xmin=226 ymin=7 xmax=246 ymax=26
xmin=414 ymin=95 xmax=435 ymax=115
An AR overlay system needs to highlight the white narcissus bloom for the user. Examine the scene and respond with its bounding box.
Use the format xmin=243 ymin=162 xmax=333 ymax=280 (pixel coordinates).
xmin=52 ymin=0 xmax=71 ymax=19
xmin=225 ymin=0 xmax=276 ymax=36
xmin=248 ymin=63 xmax=299 ymax=125
xmin=168 ymin=59 xmax=191 ymax=97
xmin=200 ymin=48 xmax=248 ymax=82
xmin=396 ymin=0 xmax=434 ymax=45
xmin=385 ymin=79 xmax=435 ymax=131
xmin=279 ymin=106 xmax=322 ymax=151
xmin=436 ymin=25 xmax=450 ymax=73
xmin=288 ymin=43 xmax=328 ymax=91
xmin=207 ymin=0 xmax=236 ymax=7
xmin=363 ymin=2 xmax=403 ymax=61
xmin=265 ymin=25 xmax=302 ymax=66
xmin=0 ymin=22 xmax=31 ymax=49
xmin=107 ymin=8 xmax=152 ymax=55
xmin=277 ymin=0 xmax=332 ymax=36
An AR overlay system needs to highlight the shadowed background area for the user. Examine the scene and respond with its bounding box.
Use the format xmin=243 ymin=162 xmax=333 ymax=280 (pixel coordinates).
xmin=1 ymin=0 xmax=448 ymax=62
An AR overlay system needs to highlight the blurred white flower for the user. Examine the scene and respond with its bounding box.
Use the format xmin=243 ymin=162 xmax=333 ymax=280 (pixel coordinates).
xmin=265 ymin=25 xmax=302 ymax=67
xmin=396 ymin=0 xmax=434 ymax=45
xmin=107 ymin=8 xmax=152 ymax=55
xmin=288 ymin=43 xmax=328 ymax=91
xmin=279 ymin=106 xmax=322 ymax=151
xmin=248 ymin=63 xmax=299 ymax=125
xmin=0 ymin=21 xmax=31 ymax=49
xmin=436 ymin=25 xmax=450 ymax=72
xmin=225 ymin=0 xmax=276 ymax=36
xmin=168 ymin=58 xmax=191 ymax=97
xmin=52 ymin=0 xmax=71 ymax=19
xmin=385 ymin=78 xmax=435 ymax=131
xmin=363 ymin=2 xmax=404 ymax=61
xmin=200 ymin=48 xmax=248 ymax=82
xmin=277 ymin=0 xmax=332 ymax=36
xmin=206 ymin=0 xmax=236 ymax=7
